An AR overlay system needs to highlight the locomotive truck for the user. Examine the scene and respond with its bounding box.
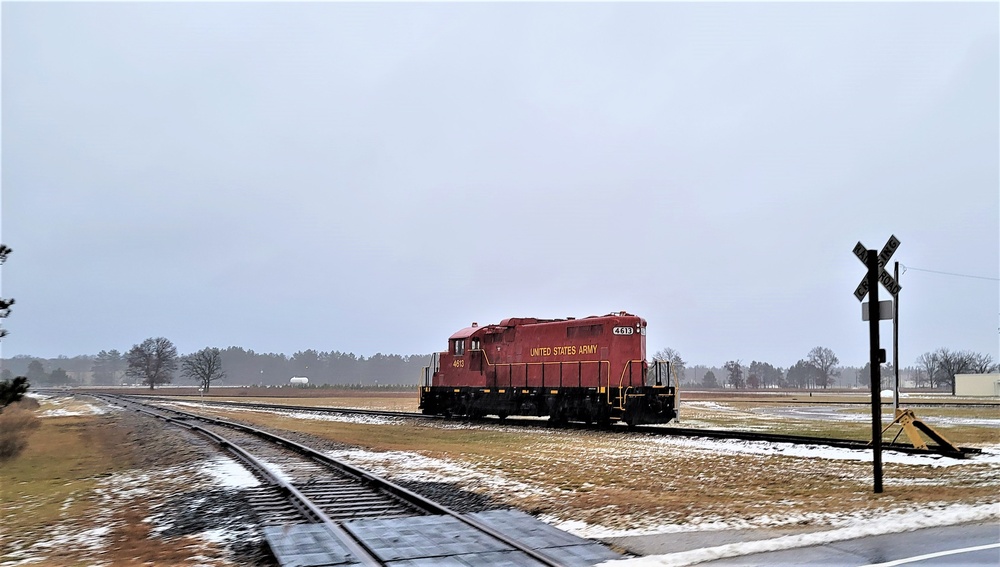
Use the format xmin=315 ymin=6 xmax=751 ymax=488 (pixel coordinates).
xmin=419 ymin=312 xmax=677 ymax=426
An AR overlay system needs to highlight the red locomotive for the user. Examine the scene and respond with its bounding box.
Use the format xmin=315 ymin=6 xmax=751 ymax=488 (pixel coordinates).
xmin=419 ymin=312 xmax=677 ymax=426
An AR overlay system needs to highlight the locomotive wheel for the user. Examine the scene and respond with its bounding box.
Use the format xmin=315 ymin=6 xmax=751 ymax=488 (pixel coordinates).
xmin=624 ymin=415 xmax=637 ymax=430
xmin=596 ymin=408 xmax=611 ymax=428
xmin=548 ymin=410 xmax=568 ymax=427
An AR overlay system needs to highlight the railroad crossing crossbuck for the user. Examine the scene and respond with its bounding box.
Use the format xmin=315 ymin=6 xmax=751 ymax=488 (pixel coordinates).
xmin=853 ymin=235 xmax=902 ymax=301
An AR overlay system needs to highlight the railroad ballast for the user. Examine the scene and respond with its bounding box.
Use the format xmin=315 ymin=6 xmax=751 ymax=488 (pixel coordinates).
xmin=419 ymin=312 xmax=677 ymax=426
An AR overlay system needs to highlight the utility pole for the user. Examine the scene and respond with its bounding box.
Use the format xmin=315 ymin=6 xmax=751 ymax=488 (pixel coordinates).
xmin=893 ymin=261 xmax=900 ymax=413
xmin=853 ymin=236 xmax=900 ymax=494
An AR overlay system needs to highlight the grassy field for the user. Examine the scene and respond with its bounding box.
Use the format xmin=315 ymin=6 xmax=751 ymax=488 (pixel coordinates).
xmin=5 ymin=390 xmax=997 ymax=565
xmin=180 ymin=388 xmax=1000 ymax=445
xmin=179 ymin=390 xmax=999 ymax=531
xmin=0 ymin=398 xmax=250 ymax=566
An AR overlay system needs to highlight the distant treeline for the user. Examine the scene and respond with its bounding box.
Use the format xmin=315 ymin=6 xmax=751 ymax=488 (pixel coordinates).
xmin=1 ymin=347 xmax=433 ymax=387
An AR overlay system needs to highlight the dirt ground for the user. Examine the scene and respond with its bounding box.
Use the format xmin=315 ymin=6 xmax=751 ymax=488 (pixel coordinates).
xmin=4 ymin=390 xmax=998 ymax=566
xmin=1 ymin=399 xmax=275 ymax=566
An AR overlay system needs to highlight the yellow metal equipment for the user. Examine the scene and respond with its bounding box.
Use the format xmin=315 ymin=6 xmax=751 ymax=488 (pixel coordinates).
xmin=881 ymin=408 xmax=960 ymax=453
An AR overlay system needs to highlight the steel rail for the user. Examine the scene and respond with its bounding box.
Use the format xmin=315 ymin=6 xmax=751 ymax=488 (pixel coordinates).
xmin=133 ymin=395 xmax=982 ymax=459
xmin=95 ymin=394 xmax=566 ymax=567
xmin=636 ymin=424 xmax=982 ymax=459
xmin=129 ymin=394 xmax=431 ymax=419
xmin=101 ymin=396 xmax=384 ymax=566
xmin=112 ymin=390 xmax=1000 ymax=409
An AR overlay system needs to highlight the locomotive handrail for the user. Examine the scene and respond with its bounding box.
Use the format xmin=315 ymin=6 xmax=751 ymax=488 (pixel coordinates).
xmin=615 ymin=360 xmax=647 ymax=409
xmin=459 ymin=349 xmax=655 ymax=413
xmin=476 ymin=348 xmax=612 ymax=390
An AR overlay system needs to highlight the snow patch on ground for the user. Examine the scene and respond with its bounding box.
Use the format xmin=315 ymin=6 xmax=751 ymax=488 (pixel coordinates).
xmin=34 ymin=394 xmax=110 ymax=418
xmin=197 ymin=528 xmax=231 ymax=544
xmin=648 ymin=437 xmax=1000 ymax=468
xmin=548 ymin=501 xmax=1000 ymax=541
xmin=323 ymin=447 xmax=549 ymax=498
xmin=201 ymin=456 xmax=261 ymax=489
xmin=279 ymin=409 xmax=403 ymax=426
xmin=2 ymin=468 xmax=156 ymax=566
xmin=2 ymin=456 xmax=260 ymax=567
xmin=91 ymin=397 xmax=996 ymax=566
xmin=249 ymin=457 xmax=297 ymax=484
xmin=303 ymin=417 xmax=999 ymax=561
xmin=916 ymin=415 xmax=1000 ymax=427
xmin=683 ymin=402 xmax=744 ymax=412
xmin=170 ymin=400 xmax=404 ymax=426
xmin=594 ymin=502 xmax=1000 ymax=566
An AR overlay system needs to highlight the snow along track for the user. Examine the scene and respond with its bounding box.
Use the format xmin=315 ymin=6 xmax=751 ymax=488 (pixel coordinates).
xmin=134 ymin=395 xmax=981 ymax=459
xmin=92 ymin=394 xmax=571 ymax=567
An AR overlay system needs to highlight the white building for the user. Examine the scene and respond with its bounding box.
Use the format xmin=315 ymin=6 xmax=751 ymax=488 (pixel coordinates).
xmin=954 ymin=373 xmax=1000 ymax=397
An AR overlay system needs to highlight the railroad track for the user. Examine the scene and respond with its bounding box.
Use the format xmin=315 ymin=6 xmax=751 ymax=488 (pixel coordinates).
xmin=93 ymin=394 xmax=592 ymax=566
xmin=130 ymin=395 xmax=982 ymax=459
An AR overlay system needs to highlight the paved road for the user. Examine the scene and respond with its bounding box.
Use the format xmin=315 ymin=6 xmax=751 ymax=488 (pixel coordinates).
xmin=695 ymin=522 xmax=999 ymax=566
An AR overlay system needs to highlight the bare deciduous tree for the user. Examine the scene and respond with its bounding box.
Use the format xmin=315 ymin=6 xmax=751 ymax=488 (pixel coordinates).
xmin=182 ymin=347 xmax=226 ymax=392
xmin=652 ymin=348 xmax=686 ymax=384
xmin=126 ymin=337 xmax=178 ymax=390
xmin=807 ymin=346 xmax=840 ymax=389
xmin=914 ymin=349 xmax=997 ymax=392
xmin=968 ymin=352 xmax=998 ymax=374
xmin=915 ymin=351 xmax=939 ymax=389
xmin=933 ymin=348 xmax=973 ymax=395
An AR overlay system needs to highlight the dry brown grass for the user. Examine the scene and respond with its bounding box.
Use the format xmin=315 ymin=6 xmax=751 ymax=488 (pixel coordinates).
xmin=0 ymin=401 xmax=41 ymax=461
xmin=0 ymin=413 xmax=141 ymax=556
xmin=189 ymin=395 xmax=999 ymax=533
xmin=12 ymin=391 xmax=992 ymax=563
xmin=210 ymin=395 xmax=421 ymax=412
xmin=81 ymin=385 xmax=417 ymax=399
xmin=0 ymin=398 xmax=241 ymax=566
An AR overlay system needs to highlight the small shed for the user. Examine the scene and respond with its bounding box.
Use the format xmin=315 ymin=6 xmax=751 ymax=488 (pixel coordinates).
xmin=289 ymin=376 xmax=309 ymax=386
xmin=955 ymin=373 xmax=1000 ymax=397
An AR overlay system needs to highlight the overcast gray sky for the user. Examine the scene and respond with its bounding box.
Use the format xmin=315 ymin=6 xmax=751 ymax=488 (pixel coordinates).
xmin=2 ymin=2 xmax=997 ymax=370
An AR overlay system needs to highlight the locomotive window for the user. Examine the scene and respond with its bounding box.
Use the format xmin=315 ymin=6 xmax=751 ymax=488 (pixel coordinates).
xmin=470 ymin=338 xmax=480 ymax=350
xmin=453 ymin=340 xmax=465 ymax=355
